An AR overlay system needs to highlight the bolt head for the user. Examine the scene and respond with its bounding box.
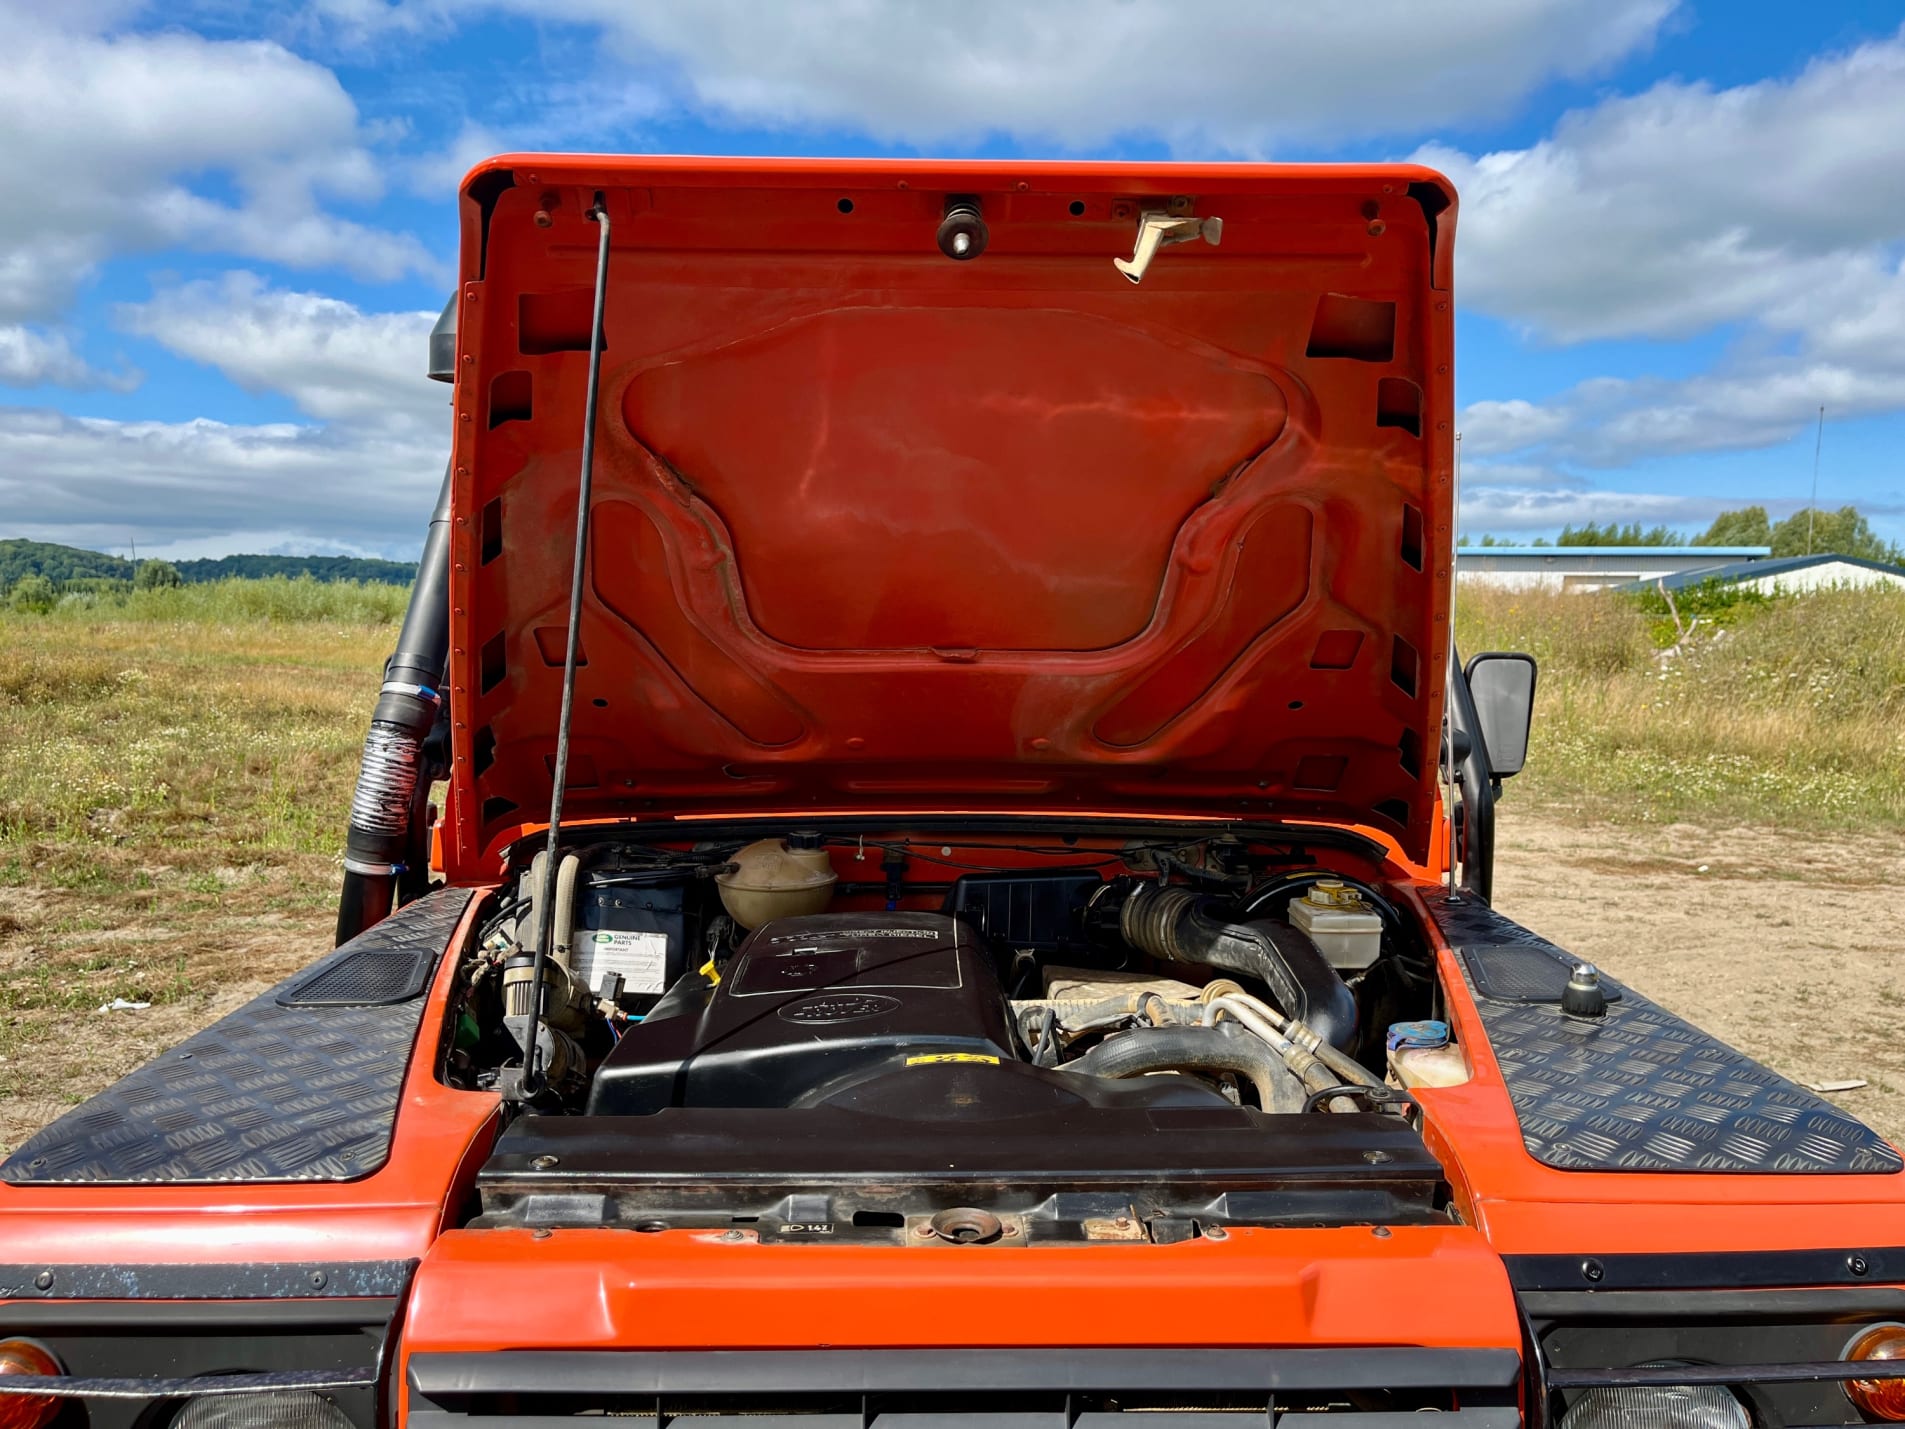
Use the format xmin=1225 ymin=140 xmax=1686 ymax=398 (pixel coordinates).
xmin=34 ymin=1270 xmax=53 ymax=1290
xmin=530 ymin=1154 xmax=559 ymax=1170
xmin=1849 ymin=1254 xmax=1871 ymax=1277
xmin=1581 ymin=1258 xmax=1605 ymax=1283
xmin=1203 ymin=1225 xmax=1228 ymax=1241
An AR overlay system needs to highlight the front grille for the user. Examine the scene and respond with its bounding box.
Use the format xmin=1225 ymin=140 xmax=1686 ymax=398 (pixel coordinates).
xmin=404 ymin=1348 xmax=1520 ymax=1426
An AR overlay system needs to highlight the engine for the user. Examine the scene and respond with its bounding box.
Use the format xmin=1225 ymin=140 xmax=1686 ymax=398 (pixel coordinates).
xmin=448 ymin=831 xmax=1454 ymax=1239
xmin=589 ymin=912 xmax=1020 ymax=1115
xmin=447 ymin=833 xmax=1438 ymax=1123
xmin=587 ymin=911 xmax=1248 ymax=1117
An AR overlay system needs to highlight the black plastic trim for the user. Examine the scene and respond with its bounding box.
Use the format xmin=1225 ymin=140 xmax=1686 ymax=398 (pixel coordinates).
xmin=1507 ymin=1247 xmax=1905 ymax=1292
xmin=0 ymin=1260 xmax=415 ymax=1301
xmin=1546 ymin=1359 xmax=1879 ymax=1390
xmin=0 ymin=1298 xmax=398 ymax=1329
xmin=408 ymin=1347 xmax=1522 ymax=1398
xmin=1520 ymin=1285 xmax=1905 ymax=1320
xmin=0 ymin=1369 xmax=378 ymax=1401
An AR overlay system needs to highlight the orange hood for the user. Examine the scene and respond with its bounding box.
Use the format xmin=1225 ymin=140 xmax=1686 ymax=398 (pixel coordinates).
xmin=440 ymin=156 xmax=1457 ymax=877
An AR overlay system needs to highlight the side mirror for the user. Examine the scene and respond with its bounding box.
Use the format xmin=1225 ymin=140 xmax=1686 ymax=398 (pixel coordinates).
xmin=1464 ymin=651 xmax=1538 ymax=778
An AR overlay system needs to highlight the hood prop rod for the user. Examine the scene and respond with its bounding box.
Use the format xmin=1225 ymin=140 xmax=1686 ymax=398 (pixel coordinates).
xmin=516 ymin=193 xmax=612 ymax=1100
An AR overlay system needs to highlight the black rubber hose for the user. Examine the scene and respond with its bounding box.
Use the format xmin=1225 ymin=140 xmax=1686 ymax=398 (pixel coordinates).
xmin=1120 ymin=886 xmax=1359 ymax=1050
xmin=335 ymin=459 xmax=453 ymax=945
xmin=1241 ymin=871 xmax=1431 ymax=979
xmin=1071 ymin=1023 xmax=1301 ymax=1112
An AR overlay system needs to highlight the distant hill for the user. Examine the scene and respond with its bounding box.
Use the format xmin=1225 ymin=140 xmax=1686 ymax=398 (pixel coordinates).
xmin=0 ymin=539 xmax=417 ymax=589
xmin=172 ymin=553 xmax=419 ymax=584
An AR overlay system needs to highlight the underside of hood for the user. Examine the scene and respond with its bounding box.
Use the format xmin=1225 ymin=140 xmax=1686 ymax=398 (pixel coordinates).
xmin=441 ymin=157 xmax=1457 ymax=876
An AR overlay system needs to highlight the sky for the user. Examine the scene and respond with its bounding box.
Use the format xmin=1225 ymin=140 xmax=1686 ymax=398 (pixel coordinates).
xmin=2 ymin=0 xmax=1903 ymax=560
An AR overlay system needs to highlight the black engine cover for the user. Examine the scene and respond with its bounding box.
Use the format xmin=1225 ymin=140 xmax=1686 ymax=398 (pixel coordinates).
xmin=586 ymin=912 xmax=1018 ymax=1115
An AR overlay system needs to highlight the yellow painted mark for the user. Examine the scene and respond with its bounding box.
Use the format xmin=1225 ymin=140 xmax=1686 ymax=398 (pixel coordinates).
xmin=905 ymin=1053 xmax=1000 ymax=1066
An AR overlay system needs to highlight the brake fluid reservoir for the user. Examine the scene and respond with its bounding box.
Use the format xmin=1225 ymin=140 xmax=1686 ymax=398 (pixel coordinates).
xmin=1288 ymin=880 xmax=1383 ymax=970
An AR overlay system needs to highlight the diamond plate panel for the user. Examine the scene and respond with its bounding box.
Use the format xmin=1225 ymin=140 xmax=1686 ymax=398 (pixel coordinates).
xmin=1462 ymin=942 xmax=1625 ymax=1004
xmin=1425 ymin=891 xmax=1902 ymax=1176
xmin=1 ymin=888 xmax=473 ymax=1186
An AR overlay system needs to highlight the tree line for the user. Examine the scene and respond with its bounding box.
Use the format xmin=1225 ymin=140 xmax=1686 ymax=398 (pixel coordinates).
xmin=1461 ymin=505 xmax=1904 ymax=565
xmin=0 ymin=539 xmax=417 ymax=593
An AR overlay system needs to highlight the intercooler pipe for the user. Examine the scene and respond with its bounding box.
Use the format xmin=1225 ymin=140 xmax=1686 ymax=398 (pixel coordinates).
xmin=1071 ymin=1023 xmax=1304 ymax=1113
xmin=1118 ymin=884 xmax=1359 ymax=1050
xmin=335 ymin=460 xmax=454 ymax=945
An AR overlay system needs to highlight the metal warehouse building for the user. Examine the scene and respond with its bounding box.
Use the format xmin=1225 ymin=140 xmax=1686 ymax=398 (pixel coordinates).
xmin=1616 ymin=553 xmax=1905 ymax=596
xmin=1455 ymin=546 xmax=1772 ymax=592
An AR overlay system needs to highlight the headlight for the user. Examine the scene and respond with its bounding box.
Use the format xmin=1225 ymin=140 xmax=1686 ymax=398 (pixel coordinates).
xmin=0 ymin=1339 xmax=62 ymax=1429
xmin=173 ymin=1392 xmax=357 ymax=1429
xmin=1559 ymin=1365 xmax=1749 ymax=1429
xmin=1846 ymin=1323 xmax=1905 ymax=1422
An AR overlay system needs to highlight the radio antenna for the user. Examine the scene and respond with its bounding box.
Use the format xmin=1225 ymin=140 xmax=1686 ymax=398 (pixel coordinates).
xmin=518 ymin=192 xmax=611 ymax=1097
xmin=1806 ymin=405 xmax=1825 ymax=555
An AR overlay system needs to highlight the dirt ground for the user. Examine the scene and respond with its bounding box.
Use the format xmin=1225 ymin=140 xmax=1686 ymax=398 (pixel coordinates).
xmin=3 ymin=813 xmax=1901 ymax=1153
xmin=1493 ymin=809 xmax=1905 ymax=1147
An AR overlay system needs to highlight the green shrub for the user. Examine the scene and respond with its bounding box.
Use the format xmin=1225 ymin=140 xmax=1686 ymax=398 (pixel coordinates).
xmin=8 ymin=575 xmax=55 ymax=614
xmin=1630 ymin=577 xmax=1773 ymax=644
xmin=27 ymin=575 xmax=408 ymax=625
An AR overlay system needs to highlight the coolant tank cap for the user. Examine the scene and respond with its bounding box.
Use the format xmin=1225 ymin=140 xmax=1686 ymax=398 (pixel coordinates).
xmin=1387 ymin=1019 xmax=1450 ymax=1052
xmin=1305 ymin=879 xmax=1364 ymax=908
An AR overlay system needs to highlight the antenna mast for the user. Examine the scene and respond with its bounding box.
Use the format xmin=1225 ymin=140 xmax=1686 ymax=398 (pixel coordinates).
xmin=1806 ymin=406 xmax=1825 ymax=555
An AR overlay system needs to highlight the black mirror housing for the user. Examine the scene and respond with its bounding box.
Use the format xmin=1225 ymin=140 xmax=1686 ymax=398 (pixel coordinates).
xmin=1464 ymin=651 xmax=1538 ymax=778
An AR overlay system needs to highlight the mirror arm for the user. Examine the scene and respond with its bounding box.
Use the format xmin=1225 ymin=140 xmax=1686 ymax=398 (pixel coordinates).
xmin=1444 ymin=650 xmax=1499 ymax=903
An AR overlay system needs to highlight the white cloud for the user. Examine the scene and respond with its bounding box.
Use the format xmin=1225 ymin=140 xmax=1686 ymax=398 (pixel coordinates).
xmin=403 ymin=120 xmax=509 ymax=197
xmin=1441 ymin=28 xmax=1905 ymax=495
xmin=1459 ymin=478 xmax=1725 ymax=534
xmin=118 ymin=273 xmax=445 ymax=435
xmin=1459 ymin=400 xmax=1575 ymax=459
xmin=0 ymin=325 xmax=139 ymax=391
xmin=0 ymin=8 xmax=439 ymax=323
xmin=1427 ymin=26 xmax=1905 ymax=342
xmin=0 ymin=275 xmax=449 ymax=555
xmin=309 ymin=0 xmax=1673 ymax=153
xmin=1463 ymin=259 xmax=1905 ymax=470
xmin=0 ymin=407 xmax=444 ymax=557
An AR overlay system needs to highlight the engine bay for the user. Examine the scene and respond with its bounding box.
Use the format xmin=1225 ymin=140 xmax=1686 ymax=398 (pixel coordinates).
xmin=444 ymin=825 xmax=1462 ymax=1240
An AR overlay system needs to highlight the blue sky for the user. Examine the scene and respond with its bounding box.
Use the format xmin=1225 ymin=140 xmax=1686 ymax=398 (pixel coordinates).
xmin=3 ymin=0 xmax=1903 ymax=558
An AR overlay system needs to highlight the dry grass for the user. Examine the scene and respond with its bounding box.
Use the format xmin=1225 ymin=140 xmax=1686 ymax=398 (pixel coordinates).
xmin=1458 ymin=584 xmax=1905 ymax=828
xmin=0 ymin=609 xmax=394 ymax=1141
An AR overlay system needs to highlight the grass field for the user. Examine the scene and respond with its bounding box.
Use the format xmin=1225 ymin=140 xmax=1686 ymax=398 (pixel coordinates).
xmin=1 ymin=577 xmax=1902 ymax=1145
xmin=0 ymin=583 xmax=397 ymax=1129
xmin=1458 ymin=583 xmax=1905 ymax=828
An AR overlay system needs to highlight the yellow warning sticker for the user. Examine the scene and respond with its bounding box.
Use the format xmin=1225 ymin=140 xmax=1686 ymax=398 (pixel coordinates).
xmin=905 ymin=1053 xmax=1001 ymax=1066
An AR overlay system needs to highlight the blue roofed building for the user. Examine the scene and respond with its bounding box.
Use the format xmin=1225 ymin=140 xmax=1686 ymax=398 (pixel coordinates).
xmin=1612 ymin=553 xmax=1905 ymax=596
xmin=1455 ymin=546 xmax=1772 ymax=593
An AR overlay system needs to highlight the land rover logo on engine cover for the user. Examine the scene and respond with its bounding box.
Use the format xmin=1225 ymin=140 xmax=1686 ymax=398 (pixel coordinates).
xmin=779 ymin=993 xmax=903 ymax=1024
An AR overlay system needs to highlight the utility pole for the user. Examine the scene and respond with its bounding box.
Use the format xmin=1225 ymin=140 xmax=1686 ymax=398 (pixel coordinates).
xmin=1807 ymin=406 xmax=1824 ymax=555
